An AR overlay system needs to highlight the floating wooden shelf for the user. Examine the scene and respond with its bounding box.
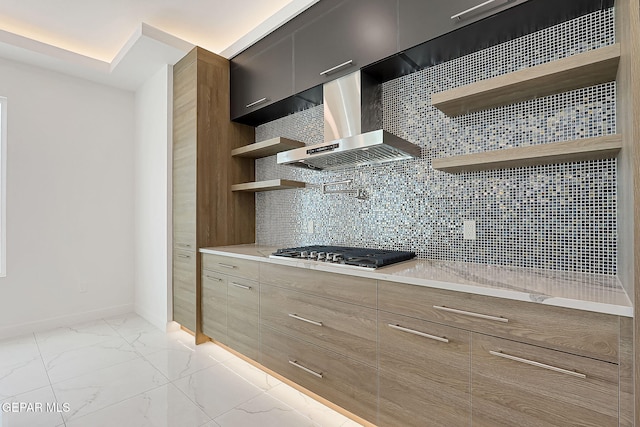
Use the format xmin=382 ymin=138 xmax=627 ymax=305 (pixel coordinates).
xmin=231 ymin=179 xmax=306 ymax=192
xmin=432 ymin=134 xmax=623 ymax=173
xmin=231 ymin=137 xmax=305 ymax=158
xmin=431 ymin=44 xmax=621 ymax=117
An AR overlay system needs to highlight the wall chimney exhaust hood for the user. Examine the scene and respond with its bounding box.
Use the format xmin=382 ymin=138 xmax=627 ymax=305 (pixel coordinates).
xmin=277 ymin=72 xmax=421 ymax=170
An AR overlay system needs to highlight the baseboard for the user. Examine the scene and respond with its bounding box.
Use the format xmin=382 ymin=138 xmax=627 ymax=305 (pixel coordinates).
xmin=0 ymin=303 xmax=134 ymax=340
xmin=133 ymin=303 xmax=169 ymax=332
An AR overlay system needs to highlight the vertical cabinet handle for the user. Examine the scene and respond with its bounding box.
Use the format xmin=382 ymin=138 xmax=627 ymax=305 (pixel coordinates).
xmin=451 ymin=0 xmax=510 ymax=21
xmin=319 ymin=60 xmax=354 ymax=76
xmin=388 ymin=324 xmax=449 ymax=343
xmin=288 ymin=360 xmax=323 ymax=378
xmin=230 ymin=282 xmax=252 ymax=290
xmin=433 ymin=305 xmax=508 ymax=323
xmin=288 ymin=313 xmax=323 ymax=327
xmin=489 ymin=350 xmax=587 ymax=379
xmin=245 ymin=97 xmax=268 ymax=108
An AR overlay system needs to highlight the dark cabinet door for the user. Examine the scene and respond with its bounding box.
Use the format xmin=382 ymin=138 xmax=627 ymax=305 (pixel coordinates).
xmin=230 ymin=35 xmax=294 ymax=120
xmin=293 ymin=0 xmax=397 ymax=93
xmin=398 ymin=0 xmax=529 ymax=52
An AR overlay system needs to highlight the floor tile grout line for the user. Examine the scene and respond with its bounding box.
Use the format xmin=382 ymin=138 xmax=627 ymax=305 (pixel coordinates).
xmin=33 ymin=330 xmax=67 ymax=427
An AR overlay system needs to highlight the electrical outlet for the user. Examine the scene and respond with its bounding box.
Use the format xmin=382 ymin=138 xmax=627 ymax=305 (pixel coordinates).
xmin=307 ymin=220 xmax=314 ymax=233
xmin=463 ymin=220 xmax=476 ymax=240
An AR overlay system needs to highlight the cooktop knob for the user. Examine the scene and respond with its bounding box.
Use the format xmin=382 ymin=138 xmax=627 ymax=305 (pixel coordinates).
xmin=318 ymin=252 xmax=326 ymax=260
xmin=310 ymin=251 xmax=318 ymax=259
xmin=300 ymin=251 xmax=308 ymax=258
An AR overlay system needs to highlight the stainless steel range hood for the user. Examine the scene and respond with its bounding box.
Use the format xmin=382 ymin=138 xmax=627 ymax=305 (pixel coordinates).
xmin=277 ymin=72 xmax=421 ymax=170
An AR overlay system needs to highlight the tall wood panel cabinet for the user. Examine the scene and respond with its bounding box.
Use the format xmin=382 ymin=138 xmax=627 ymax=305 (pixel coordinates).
xmin=172 ymin=47 xmax=255 ymax=343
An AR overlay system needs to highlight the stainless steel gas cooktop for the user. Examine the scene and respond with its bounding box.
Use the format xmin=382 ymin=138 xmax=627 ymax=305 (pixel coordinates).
xmin=270 ymin=245 xmax=415 ymax=269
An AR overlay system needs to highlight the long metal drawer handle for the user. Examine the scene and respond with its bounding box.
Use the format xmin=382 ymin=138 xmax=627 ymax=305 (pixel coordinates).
xmin=230 ymin=282 xmax=252 ymax=290
xmin=451 ymin=0 xmax=509 ymax=21
xmin=177 ymin=254 xmax=191 ymax=259
xmin=245 ymin=97 xmax=267 ymax=108
xmin=205 ymin=275 xmax=222 ymax=282
xmin=388 ymin=324 xmax=449 ymax=343
xmin=288 ymin=313 xmax=323 ymax=327
xmin=217 ymin=263 xmax=236 ymax=269
xmin=288 ymin=360 xmax=323 ymax=378
xmin=433 ymin=305 xmax=508 ymax=323
xmin=489 ymin=350 xmax=587 ymax=379
xmin=319 ymin=60 xmax=354 ymax=76
xmin=176 ymin=243 xmax=192 ymax=248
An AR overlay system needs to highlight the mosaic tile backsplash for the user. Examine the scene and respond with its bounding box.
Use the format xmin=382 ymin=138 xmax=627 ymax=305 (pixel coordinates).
xmin=254 ymin=8 xmax=617 ymax=275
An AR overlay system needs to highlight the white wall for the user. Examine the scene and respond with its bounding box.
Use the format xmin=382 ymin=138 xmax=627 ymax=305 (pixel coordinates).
xmin=133 ymin=65 xmax=172 ymax=330
xmin=0 ymin=57 xmax=135 ymax=338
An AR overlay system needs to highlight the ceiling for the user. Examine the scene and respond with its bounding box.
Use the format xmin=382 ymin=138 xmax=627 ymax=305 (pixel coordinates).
xmin=0 ymin=0 xmax=319 ymax=90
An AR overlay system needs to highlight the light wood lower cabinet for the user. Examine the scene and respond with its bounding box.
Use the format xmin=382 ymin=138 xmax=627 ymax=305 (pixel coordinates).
xmin=378 ymin=312 xmax=471 ymax=427
xmin=173 ymin=249 xmax=196 ymax=331
xmin=201 ymin=271 xmax=227 ymax=344
xmin=227 ymin=276 xmax=260 ymax=360
xmin=471 ymin=334 xmax=619 ymax=427
xmin=260 ymin=284 xmax=377 ymax=366
xmin=260 ymin=325 xmax=378 ymax=424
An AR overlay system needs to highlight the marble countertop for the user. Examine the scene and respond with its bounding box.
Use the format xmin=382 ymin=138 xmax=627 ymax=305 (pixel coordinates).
xmin=200 ymin=244 xmax=633 ymax=317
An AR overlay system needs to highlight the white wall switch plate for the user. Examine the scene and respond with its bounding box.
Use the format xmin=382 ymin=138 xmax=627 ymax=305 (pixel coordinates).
xmin=463 ymin=220 xmax=476 ymax=240
xmin=307 ymin=220 xmax=314 ymax=234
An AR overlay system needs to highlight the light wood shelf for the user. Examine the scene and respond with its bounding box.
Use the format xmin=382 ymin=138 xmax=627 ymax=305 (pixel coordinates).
xmin=231 ymin=179 xmax=306 ymax=192
xmin=432 ymin=44 xmax=621 ymax=117
xmin=432 ymin=134 xmax=623 ymax=173
xmin=231 ymin=137 xmax=305 ymax=158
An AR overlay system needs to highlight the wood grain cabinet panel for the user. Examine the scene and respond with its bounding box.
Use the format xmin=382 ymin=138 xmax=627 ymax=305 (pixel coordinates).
xmin=378 ymin=312 xmax=471 ymax=427
xmin=260 ymin=325 xmax=377 ymax=424
xmin=227 ymin=277 xmax=260 ymax=360
xmin=201 ymin=271 xmax=227 ymax=344
xmin=378 ymin=281 xmax=619 ymax=362
xmin=202 ymin=253 xmax=259 ymax=281
xmin=260 ymin=263 xmax=377 ymax=308
xmin=472 ymin=334 xmax=619 ymax=427
xmin=260 ymin=284 xmax=377 ymax=366
xmin=173 ymin=249 xmax=197 ymax=331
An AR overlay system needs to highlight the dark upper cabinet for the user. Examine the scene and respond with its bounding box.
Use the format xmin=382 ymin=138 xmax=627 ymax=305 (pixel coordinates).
xmin=230 ymin=35 xmax=294 ymax=120
xmin=293 ymin=0 xmax=397 ymax=93
xmin=398 ymin=0 xmax=529 ymax=52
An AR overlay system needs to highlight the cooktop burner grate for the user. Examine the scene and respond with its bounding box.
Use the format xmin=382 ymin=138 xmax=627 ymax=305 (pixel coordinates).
xmin=271 ymin=245 xmax=415 ymax=268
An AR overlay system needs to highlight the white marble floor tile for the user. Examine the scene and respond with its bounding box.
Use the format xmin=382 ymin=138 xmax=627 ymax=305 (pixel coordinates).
xmin=63 ymin=383 xmax=210 ymax=427
xmin=143 ymin=347 xmax=220 ymax=381
xmin=172 ymin=363 xmax=263 ymax=419
xmin=35 ymin=319 xmax=120 ymax=357
xmin=198 ymin=342 xmax=236 ymax=363
xmin=214 ymin=392 xmax=315 ymax=427
xmin=222 ymin=356 xmax=281 ymax=391
xmin=267 ymin=383 xmax=358 ymax=427
xmin=0 ymin=357 xmax=50 ymax=400
xmin=0 ymin=385 xmax=65 ymax=427
xmin=104 ymin=313 xmax=161 ymax=337
xmin=52 ymin=357 xmax=168 ymax=422
xmin=43 ymin=336 xmax=139 ymax=384
xmin=123 ymin=329 xmax=196 ymax=356
xmin=0 ymin=334 xmax=40 ymax=369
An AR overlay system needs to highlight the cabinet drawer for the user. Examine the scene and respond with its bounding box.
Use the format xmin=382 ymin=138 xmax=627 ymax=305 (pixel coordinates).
xmin=261 ymin=284 xmax=377 ymax=366
xmin=260 ymin=325 xmax=377 ymax=424
xmin=260 ymin=263 xmax=376 ymax=308
xmin=201 ymin=272 xmax=227 ymax=343
xmin=472 ymin=334 xmax=618 ymax=427
xmin=378 ymin=312 xmax=470 ymax=427
xmin=227 ymin=277 xmax=259 ymax=360
xmin=378 ymin=281 xmax=619 ymax=362
xmin=202 ymin=254 xmax=258 ymax=281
